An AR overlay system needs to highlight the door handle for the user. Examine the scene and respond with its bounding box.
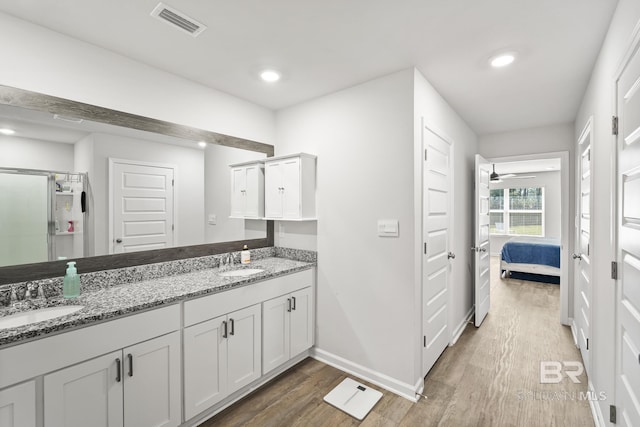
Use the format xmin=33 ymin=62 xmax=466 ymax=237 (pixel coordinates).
xmin=291 ymin=296 xmax=297 ymax=310
xmin=573 ymin=253 xmax=582 ymax=260
xmin=470 ymin=247 xmax=486 ymax=253
xmin=229 ymin=318 xmax=235 ymax=336
xmin=116 ymin=238 xmax=123 ymax=243
xmin=127 ymin=353 xmax=133 ymax=377
xmin=222 ymin=320 xmax=228 ymax=338
xmin=116 ymin=358 xmax=121 ymax=382
xmin=287 ymin=298 xmax=292 ymax=312
xmin=448 ymin=252 xmax=456 ymax=259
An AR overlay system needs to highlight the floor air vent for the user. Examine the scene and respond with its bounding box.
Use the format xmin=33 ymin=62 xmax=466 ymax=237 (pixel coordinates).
xmin=151 ymin=3 xmax=207 ymax=37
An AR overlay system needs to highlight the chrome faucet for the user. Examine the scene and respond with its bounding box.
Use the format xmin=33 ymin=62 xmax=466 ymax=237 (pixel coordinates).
xmin=219 ymin=253 xmax=235 ymax=271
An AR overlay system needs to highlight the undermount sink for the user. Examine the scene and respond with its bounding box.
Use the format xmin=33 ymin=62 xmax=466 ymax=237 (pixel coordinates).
xmin=219 ymin=268 xmax=265 ymax=277
xmin=0 ymin=305 xmax=84 ymax=330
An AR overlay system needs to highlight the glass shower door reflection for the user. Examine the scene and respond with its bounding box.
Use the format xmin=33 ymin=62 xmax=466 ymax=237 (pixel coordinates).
xmin=0 ymin=172 xmax=50 ymax=267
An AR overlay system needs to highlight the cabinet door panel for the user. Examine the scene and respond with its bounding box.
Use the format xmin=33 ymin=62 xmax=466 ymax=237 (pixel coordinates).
xmin=282 ymin=158 xmax=301 ymax=218
xmin=262 ymin=295 xmax=290 ymax=374
xmin=44 ymin=351 xmax=123 ymax=427
xmin=290 ymin=287 xmax=314 ymax=356
xmin=0 ymin=381 xmax=36 ymax=427
xmin=227 ymin=304 xmax=262 ymax=394
xmin=123 ymin=332 xmax=181 ymax=427
xmin=184 ymin=316 xmax=227 ymax=420
xmin=265 ymin=162 xmax=283 ymax=218
xmin=230 ymin=167 xmax=246 ymax=217
xmin=244 ymin=164 xmax=260 ymax=217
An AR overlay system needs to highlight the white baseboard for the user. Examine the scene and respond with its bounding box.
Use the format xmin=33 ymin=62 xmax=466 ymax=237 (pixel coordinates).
xmin=311 ymin=348 xmax=419 ymax=402
xmin=450 ymin=306 xmax=474 ymax=345
xmin=569 ymin=318 xmax=578 ymax=347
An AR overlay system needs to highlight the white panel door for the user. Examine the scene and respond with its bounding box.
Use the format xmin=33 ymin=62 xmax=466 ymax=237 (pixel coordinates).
xmin=290 ymin=287 xmax=313 ymax=356
xmin=422 ymin=126 xmax=452 ymax=376
xmin=183 ymin=316 xmax=228 ymax=420
xmin=111 ymin=161 xmax=174 ymax=254
xmin=281 ymin=157 xmax=301 ymax=218
xmin=574 ymin=121 xmax=593 ymax=373
xmin=123 ymin=331 xmax=181 ymax=427
xmin=474 ymin=155 xmax=491 ymax=327
xmin=615 ymin=37 xmax=640 ymax=427
xmin=264 ymin=161 xmax=284 ymax=218
xmin=227 ymin=304 xmax=262 ymax=395
xmin=44 ymin=351 xmax=123 ymax=427
xmin=0 ymin=381 xmax=36 ymax=427
xmin=262 ymin=295 xmax=290 ymax=375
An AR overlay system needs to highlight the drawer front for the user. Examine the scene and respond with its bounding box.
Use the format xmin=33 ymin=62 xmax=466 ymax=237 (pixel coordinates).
xmin=184 ymin=269 xmax=314 ymax=327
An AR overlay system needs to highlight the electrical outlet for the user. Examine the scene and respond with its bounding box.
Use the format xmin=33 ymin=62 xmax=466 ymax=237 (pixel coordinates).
xmin=208 ymin=214 xmax=216 ymax=225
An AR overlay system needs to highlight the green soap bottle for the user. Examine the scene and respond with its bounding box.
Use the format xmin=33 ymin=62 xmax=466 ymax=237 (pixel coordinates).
xmin=63 ymin=261 xmax=80 ymax=298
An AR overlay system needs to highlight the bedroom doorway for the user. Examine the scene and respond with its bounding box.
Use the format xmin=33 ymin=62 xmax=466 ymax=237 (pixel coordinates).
xmin=485 ymin=152 xmax=570 ymax=325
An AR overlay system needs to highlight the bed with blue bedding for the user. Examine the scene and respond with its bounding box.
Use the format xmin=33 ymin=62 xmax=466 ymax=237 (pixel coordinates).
xmin=500 ymin=237 xmax=561 ymax=284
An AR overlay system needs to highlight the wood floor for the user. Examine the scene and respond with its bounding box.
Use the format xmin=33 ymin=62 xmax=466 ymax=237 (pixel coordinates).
xmin=201 ymin=257 xmax=593 ymax=427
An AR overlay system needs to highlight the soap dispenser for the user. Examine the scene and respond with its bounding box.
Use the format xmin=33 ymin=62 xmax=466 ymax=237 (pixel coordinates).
xmin=63 ymin=261 xmax=80 ymax=299
xmin=241 ymin=245 xmax=251 ymax=264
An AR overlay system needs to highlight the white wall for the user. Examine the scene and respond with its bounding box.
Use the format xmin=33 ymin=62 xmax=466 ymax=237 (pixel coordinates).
xmin=489 ymin=171 xmax=561 ymax=255
xmin=204 ymin=144 xmax=266 ymax=243
xmin=0 ymin=136 xmax=74 ymax=171
xmin=276 ymin=69 xmax=417 ymax=393
xmin=89 ymin=133 xmax=205 ymax=255
xmin=0 ymin=11 xmax=275 ymax=147
xmin=574 ymin=0 xmax=640 ymax=424
xmin=275 ymin=68 xmax=477 ymax=398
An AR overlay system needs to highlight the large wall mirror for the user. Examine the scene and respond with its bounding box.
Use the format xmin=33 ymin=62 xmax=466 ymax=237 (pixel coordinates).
xmin=0 ymin=85 xmax=274 ymax=284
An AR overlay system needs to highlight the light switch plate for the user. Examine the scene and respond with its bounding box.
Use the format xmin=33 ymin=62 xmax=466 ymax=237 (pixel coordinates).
xmin=208 ymin=214 xmax=216 ymax=225
xmin=377 ymin=219 xmax=399 ymax=237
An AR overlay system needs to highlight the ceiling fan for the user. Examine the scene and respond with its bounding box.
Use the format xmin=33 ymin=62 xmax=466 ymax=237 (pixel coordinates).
xmin=490 ymin=164 xmax=535 ymax=182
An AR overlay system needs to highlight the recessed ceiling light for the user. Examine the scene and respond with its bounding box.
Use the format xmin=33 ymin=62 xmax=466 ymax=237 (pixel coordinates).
xmin=198 ymin=141 xmax=207 ymax=148
xmin=490 ymin=52 xmax=517 ymax=68
xmin=0 ymin=128 xmax=15 ymax=135
xmin=260 ymin=70 xmax=281 ymax=82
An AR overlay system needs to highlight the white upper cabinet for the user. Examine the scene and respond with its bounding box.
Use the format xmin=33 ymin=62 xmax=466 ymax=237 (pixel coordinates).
xmin=229 ymin=161 xmax=264 ymax=218
xmin=264 ymin=153 xmax=316 ymax=220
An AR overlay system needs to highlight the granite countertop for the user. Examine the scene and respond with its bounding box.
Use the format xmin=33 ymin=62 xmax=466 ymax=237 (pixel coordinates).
xmin=0 ymin=257 xmax=314 ymax=348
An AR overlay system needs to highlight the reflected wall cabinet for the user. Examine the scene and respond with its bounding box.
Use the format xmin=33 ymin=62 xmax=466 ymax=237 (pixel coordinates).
xmin=229 ymin=161 xmax=265 ymax=219
xmin=264 ymin=153 xmax=316 ymax=220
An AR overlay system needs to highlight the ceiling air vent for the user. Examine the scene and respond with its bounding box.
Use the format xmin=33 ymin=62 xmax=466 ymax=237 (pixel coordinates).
xmin=151 ymin=3 xmax=207 ymax=37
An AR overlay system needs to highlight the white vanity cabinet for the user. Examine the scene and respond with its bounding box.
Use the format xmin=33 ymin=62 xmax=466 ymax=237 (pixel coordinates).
xmin=229 ymin=161 xmax=264 ymax=218
xmin=262 ymin=286 xmax=313 ymax=374
xmin=264 ymin=153 xmax=316 ymax=220
xmin=0 ymin=381 xmax=36 ymax=427
xmin=44 ymin=331 xmax=181 ymax=427
xmin=183 ymin=304 xmax=261 ymax=420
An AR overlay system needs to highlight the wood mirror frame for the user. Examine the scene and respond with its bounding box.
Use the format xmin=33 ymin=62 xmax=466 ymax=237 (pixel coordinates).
xmin=0 ymin=84 xmax=274 ymax=284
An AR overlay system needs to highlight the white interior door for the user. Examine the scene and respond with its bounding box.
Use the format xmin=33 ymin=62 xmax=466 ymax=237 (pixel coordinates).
xmin=474 ymin=155 xmax=491 ymax=327
xmin=574 ymin=120 xmax=593 ymax=373
xmin=615 ymin=36 xmax=640 ymax=427
xmin=111 ymin=161 xmax=174 ymax=254
xmin=422 ymin=125 xmax=452 ymax=376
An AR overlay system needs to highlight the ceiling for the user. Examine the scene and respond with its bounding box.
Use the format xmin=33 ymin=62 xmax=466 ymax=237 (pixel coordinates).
xmin=0 ymin=0 xmax=618 ymax=135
